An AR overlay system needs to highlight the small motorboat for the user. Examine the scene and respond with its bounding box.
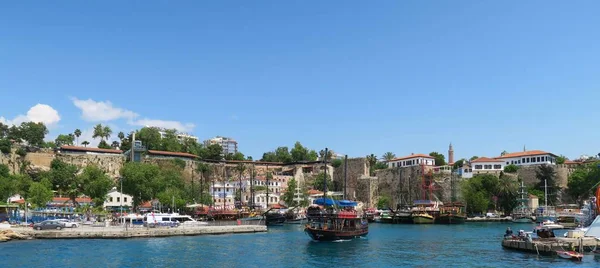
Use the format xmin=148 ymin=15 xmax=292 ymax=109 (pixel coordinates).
xmin=541 ymin=220 xmax=564 ymax=230
xmin=556 ymin=250 xmax=583 ymax=261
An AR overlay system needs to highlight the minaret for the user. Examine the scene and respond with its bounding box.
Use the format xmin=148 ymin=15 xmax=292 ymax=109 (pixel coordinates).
xmin=448 ymin=142 xmax=454 ymax=164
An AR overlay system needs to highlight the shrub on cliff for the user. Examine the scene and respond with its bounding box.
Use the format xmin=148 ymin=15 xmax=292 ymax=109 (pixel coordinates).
xmin=503 ymin=164 xmax=519 ymax=173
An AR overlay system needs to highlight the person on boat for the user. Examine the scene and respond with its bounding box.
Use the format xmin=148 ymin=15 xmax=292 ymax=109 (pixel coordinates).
xmin=505 ymin=227 xmax=513 ymax=237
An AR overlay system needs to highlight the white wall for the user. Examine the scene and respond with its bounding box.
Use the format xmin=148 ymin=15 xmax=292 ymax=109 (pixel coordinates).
xmin=388 ymin=157 xmax=435 ymax=168
xmin=500 ymin=154 xmax=555 ymax=166
xmin=105 ymin=191 xmax=133 ymax=208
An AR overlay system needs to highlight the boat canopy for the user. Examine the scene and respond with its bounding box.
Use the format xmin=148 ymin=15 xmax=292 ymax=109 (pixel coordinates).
xmin=312 ymin=198 xmax=357 ymax=207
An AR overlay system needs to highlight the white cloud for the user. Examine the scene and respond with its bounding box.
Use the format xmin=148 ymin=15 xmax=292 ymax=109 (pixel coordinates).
xmin=129 ymin=118 xmax=195 ymax=132
xmin=71 ymin=97 xmax=195 ymax=133
xmin=71 ymin=97 xmax=138 ymax=122
xmin=0 ymin=104 xmax=61 ymax=127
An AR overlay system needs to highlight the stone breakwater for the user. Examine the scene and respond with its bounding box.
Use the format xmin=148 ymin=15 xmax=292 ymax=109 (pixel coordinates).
xmin=3 ymin=225 xmax=267 ymax=241
xmin=0 ymin=229 xmax=31 ymax=242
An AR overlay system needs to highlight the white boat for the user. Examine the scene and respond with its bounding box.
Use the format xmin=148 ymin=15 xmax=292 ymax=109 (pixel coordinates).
xmin=556 ymin=250 xmax=583 ymax=261
xmin=541 ymin=220 xmax=564 ymax=229
xmin=142 ymin=212 xmax=207 ymax=227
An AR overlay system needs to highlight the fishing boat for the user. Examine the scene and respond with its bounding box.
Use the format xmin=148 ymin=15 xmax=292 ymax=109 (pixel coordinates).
xmin=412 ymin=212 xmax=434 ymax=224
xmin=304 ymin=200 xmax=369 ymax=241
xmin=436 ymin=171 xmax=465 ymax=224
xmin=379 ymin=210 xmax=394 ymax=224
xmin=365 ymin=208 xmax=376 ymax=223
xmin=393 ymin=208 xmax=413 ymax=224
xmin=436 ymin=202 xmax=466 ymax=224
xmin=512 ymin=182 xmax=533 ymax=223
xmin=304 ymin=148 xmax=368 ymax=241
xmin=265 ymin=211 xmax=286 ymax=226
xmin=556 ymin=251 xmax=583 ymax=261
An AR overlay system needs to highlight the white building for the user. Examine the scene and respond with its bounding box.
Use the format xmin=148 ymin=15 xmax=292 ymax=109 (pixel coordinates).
xmin=58 ymin=146 xmax=122 ymax=155
xmin=209 ymin=182 xmax=237 ymax=209
xmin=104 ymin=187 xmax=133 ymax=211
xmin=471 ymin=157 xmax=505 ymax=173
xmin=495 ymin=150 xmax=557 ymax=166
xmin=153 ymin=128 xmax=199 ymax=142
xmin=204 ymin=136 xmax=238 ymax=155
xmin=387 ymin=153 xmax=435 ymax=168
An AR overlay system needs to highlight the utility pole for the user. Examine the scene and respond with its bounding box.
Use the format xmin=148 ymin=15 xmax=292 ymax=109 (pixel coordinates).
xmin=266 ymin=164 xmax=269 ymax=209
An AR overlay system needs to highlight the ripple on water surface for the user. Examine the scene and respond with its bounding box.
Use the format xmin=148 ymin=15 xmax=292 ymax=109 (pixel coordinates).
xmin=1 ymin=223 xmax=599 ymax=267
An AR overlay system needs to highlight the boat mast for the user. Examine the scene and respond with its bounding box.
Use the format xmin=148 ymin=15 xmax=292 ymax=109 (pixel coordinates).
xmin=544 ymin=178 xmax=548 ymax=209
xmin=343 ymin=154 xmax=348 ymax=200
xmin=323 ymin=148 xmax=328 ymax=200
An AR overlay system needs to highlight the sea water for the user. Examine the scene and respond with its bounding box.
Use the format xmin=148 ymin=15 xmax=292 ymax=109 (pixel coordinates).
xmin=1 ymin=223 xmax=598 ymax=267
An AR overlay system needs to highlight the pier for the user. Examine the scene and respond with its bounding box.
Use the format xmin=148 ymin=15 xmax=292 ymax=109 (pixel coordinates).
xmin=8 ymin=225 xmax=267 ymax=240
xmin=502 ymin=237 xmax=600 ymax=255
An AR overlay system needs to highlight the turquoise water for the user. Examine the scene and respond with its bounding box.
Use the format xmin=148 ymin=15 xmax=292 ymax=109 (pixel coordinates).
xmin=1 ymin=223 xmax=599 ymax=267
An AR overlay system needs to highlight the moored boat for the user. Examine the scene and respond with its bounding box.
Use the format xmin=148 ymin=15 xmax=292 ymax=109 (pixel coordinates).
xmin=512 ymin=182 xmax=533 ymax=223
xmin=379 ymin=211 xmax=394 ymax=224
xmin=412 ymin=212 xmax=434 ymax=224
xmin=556 ymin=250 xmax=583 ymax=261
xmin=304 ymin=201 xmax=368 ymax=241
xmin=436 ymin=202 xmax=466 ymax=224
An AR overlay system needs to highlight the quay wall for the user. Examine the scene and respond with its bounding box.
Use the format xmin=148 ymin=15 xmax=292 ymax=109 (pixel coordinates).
xmin=15 ymin=225 xmax=267 ymax=240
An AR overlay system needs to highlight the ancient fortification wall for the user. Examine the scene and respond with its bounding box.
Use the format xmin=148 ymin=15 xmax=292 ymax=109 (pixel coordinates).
xmin=333 ymin=158 xmax=369 ymax=199
xmin=56 ymin=153 xmax=125 ymax=178
xmin=515 ymin=164 xmax=569 ymax=188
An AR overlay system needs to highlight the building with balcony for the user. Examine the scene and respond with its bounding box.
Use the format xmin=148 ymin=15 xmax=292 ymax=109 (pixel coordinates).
xmin=471 ymin=157 xmax=505 ymax=174
xmin=387 ymin=153 xmax=435 ymax=168
xmin=204 ymin=136 xmax=238 ymax=155
xmin=495 ymin=150 xmax=557 ymax=166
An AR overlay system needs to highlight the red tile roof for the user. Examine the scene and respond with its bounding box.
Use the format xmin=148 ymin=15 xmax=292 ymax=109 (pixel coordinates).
xmin=60 ymin=145 xmax=122 ymax=154
xmin=147 ymin=150 xmax=198 ymax=159
xmin=471 ymin=157 xmax=504 ymax=163
xmin=495 ymin=150 xmax=556 ymax=159
xmin=140 ymin=201 xmax=152 ymax=208
xmin=52 ymin=197 xmax=93 ymax=203
xmin=307 ymin=189 xmax=323 ymax=195
xmin=389 ymin=154 xmax=435 ymax=162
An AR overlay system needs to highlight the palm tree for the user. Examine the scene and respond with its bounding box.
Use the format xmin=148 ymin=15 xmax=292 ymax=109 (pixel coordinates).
xmin=92 ymin=124 xmax=104 ymax=141
xmin=81 ymin=141 xmax=90 ymax=147
xmin=366 ymin=154 xmax=378 ymax=176
xmin=382 ymin=152 xmax=396 ymax=161
xmin=236 ymin=163 xmax=247 ymax=207
xmin=74 ymin=129 xmax=82 ymax=145
xmin=103 ymin=126 xmax=112 ymax=141
xmin=118 ymin=131 xmax=125 ymax=141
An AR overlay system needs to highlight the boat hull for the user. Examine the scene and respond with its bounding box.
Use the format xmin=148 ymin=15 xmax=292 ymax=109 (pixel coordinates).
xmin=304 ymin=226 xmax=368 ymax=241
xmin=436 ymin=214 xmax=466 ymax=224
xmin=412 ymin=215 xmax=434 ymax=224
xmin=557 ymin=251 xmax=583 ymax=261
xmin=266 ymin=214 xmax=286 ymax=226
xmin=512 ymin=217 xmax=533 ymax=223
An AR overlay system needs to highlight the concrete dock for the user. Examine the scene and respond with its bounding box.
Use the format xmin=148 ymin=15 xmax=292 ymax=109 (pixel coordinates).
xmin=10 ymin=225 xmax=267 ymax=240
xmin=502 ymin=237 xmax=600 ymax=255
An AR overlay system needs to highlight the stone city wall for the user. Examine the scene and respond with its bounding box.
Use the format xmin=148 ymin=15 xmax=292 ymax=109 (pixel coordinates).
xmin=56 ymin=153 xmax=125 ymax=179
xmin=333 ymin=158 xmax=369 ymax=200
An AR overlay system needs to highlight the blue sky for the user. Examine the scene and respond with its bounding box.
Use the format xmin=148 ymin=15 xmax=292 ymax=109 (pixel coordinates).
xmin=1 ymin=1 xmax=599 ymax=160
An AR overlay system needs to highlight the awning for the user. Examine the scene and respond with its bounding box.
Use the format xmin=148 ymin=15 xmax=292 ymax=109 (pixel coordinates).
xmin=312 ymin=198 xmax=357 ymax=207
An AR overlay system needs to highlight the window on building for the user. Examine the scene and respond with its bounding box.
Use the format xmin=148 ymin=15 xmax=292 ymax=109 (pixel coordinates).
xmin=522 ymin=158 xmax=525 ymax=163
xmin=474 ymin=165 xmax=482 ymax=170
xmin=110 ymin=197 xmax=113 ymax=202
xmin=506 ymin=162 xmax=509 ymax=165
xmin=117 ymin=197 xmax=120 ymax=202
xmin=537 ymin=157 xmax=540 ymax=162
xmin=494 ymin=165 xmax=502 ymax=169
xmin=124 ymin=197 xmax=127 ymax=202
xmin=484 ymin=165 xmax=492 ymax=169
xmin=526 ymin=158 xmax=530 ymax=163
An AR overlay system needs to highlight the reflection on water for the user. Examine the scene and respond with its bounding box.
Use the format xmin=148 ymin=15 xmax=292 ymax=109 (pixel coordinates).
xmin=0 ymin=223 xmax=597 ymax=267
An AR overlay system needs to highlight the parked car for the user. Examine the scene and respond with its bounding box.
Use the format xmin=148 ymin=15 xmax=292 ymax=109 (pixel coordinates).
xmin=33 ymin=220 xmax=64 ymax=230
xmin=55 ymin=219 xmax=80 ymax=228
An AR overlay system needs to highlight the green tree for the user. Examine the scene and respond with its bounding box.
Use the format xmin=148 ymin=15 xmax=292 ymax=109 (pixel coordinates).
xmin=137 ymin=127 xmax=162 ymax=150
xmin=0 ymin=167 xmax=17 ymax=203
xmin=28 ymin=181 xmax=53 ymax=208
xmin=535 ymin=164 xmax=558 ymax=205
xmin=275 ymin=147 xmax=293 ymax=163
xmin=7 ymin=125 xmax=21 ymax=142
xmin=429 ymin=152 xmax=446 ymax=166
xmin=261 ymin=151 xmax=278 ymax=162
xmin=18 ymin=122 xmax=48 ymax=147
xmin=319 ymin=149 xmax=334 ymax=161
xmin=74 ymin=129 xmax=82 ymax=145
xmin=157 ymin=187 xmax=186 ymax=212
xmin=44 ymin=141 xmax=57 ymax=148
xmin=98 ymin=140 xmax=112 ymax=149
xmin=48 ymin=159 xmax=80 ymax=204
xmin=453 ymin=159 xmax=466 ymax=169
xmin=93 ymin=124 xmax=104 ymax=141
xmin=470 ymin=156 xmax=479 ymax=161
xmin=496 ymin=173 xmax=518 ymax=215
xmin=225 ymin=152 xmax=245 ymax=161
xmin=121 ymin=162 xmax=162 ymax=210
xmin=55 ymin=134 xmax=75 ymax=147
xmin=205 ymin=144 xmax=223 ymax=160
xmin=81 ymin=141 xmax=90 ymax=147
xmin=282 ymin=178 xmax=297 ymax=206
xmin=117 ymin=131 xmax=125 ymax=141
xmin=556 ymin=155 xmax=567 ymax=164
xmin=312 ymin=172 xmax=333 ymax=191
xmin=374 ymin=162 xmax=387 ymax=170
xmin=159 ymin=129 xmax=183 ymax=152
xmin=0 ymin=122 xmax=8 ymax=138
xmin=567 ymin=163 xmax=600 ymax=205
xmin=377 ymin=195 xmax=391 ymax=209
xmin=503 ymin=164 xmax=519 ymax=173
xmin=500 ymin=150 xmax=508 ymax=156
xmin=15 ymin=147 xmax=29 ymax=174
xmin=382 ymin=152 xmax=396 ymax=161
xmin=0 ymin=139 xmax=11 ymax=154
xmin=331 ymin=159 xmax=343 ymax=168
xmin=103 ymin=125 xmax=112 ymax=141
xmin=79 ymin=165 xmax=114 ymax=207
